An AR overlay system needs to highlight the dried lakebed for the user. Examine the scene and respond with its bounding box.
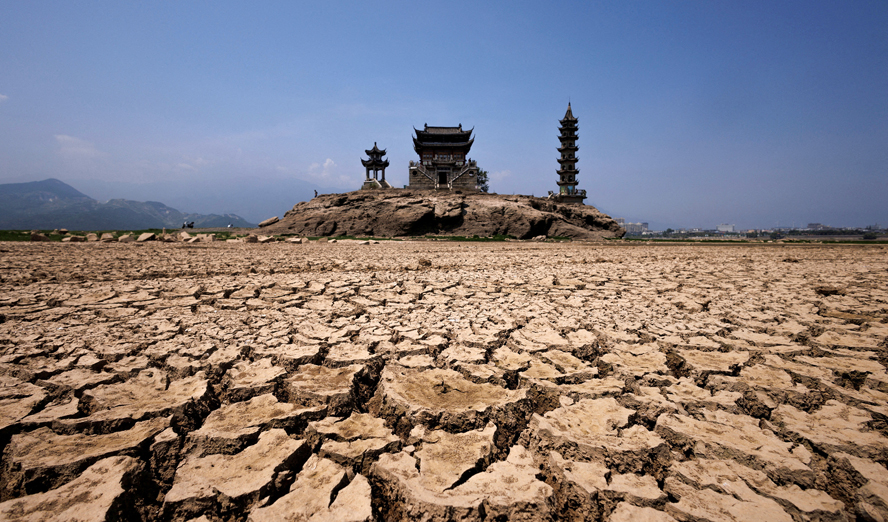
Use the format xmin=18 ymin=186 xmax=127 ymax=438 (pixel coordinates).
xmin=0 ymin=240 xmax=886 ymax=521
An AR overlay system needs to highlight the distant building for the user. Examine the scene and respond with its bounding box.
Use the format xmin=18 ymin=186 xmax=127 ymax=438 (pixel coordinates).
xmin=807 ymin=223 xmax=830 ymax=230
xmin=624 ymin=222 xmax=648 ymax=234
xmin=407 ymin=124 xmax=478 ymax=190
xmin=716 ymin=223 xmax=735 ymax=233
xmin=616 ymin=218 xmax=649 ymax=234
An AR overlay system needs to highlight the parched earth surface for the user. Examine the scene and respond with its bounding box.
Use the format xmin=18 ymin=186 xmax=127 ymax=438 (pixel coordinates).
xmin=0 ymin=240 xmax=886 ymax=521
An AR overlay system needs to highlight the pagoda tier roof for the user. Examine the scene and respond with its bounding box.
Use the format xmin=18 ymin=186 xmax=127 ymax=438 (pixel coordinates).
xmin=361 ymin=158 xmax=390 ymax=168
xmin=559 ymin=103 xmax=578 ymax=123
xmin=558 ymin=134 xmax=578 ymax=141
xmin=557 ymin=144 xmax=578 ymax=152
xmin=557 ymin=157 xmax=579 ymax=164
xmin=558 ymin=124 xmax=577 ymax=132
xmin=557 ymin=167 xmax=579 ymax=174
xmin=365 ymin=142 xmax=386 ymax=156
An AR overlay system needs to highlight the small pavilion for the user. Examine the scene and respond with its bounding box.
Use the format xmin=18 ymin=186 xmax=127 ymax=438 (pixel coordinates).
xmin=361 ymin=143 xmax=392 ymax=189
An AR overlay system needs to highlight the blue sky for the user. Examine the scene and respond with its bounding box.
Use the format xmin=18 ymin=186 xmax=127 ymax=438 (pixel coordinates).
xmin=1 ymin=1 xmax=886 ymax=229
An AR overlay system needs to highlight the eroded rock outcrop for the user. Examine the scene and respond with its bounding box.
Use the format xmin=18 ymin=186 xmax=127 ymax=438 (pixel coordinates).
xmin=262 ymin=190 xmax=625 ymax=239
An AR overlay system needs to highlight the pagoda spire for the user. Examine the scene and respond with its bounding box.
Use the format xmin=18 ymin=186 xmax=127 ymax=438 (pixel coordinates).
xmin=562 ymin=102 xmax=576 ymax=122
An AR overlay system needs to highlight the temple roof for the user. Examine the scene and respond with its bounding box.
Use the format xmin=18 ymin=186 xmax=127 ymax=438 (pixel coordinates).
xmin=365 ymin=142 xmax=386 ymax=156
xmin=560 ymin=102 xmax=578 ymax=124
xmin=421 ymin=123 xmax=472 ymax=134
xmin=414 ymin=124 xmax=474 ymax=142
xmin=413 ymin=138 xmax=474 ymax=148
xmin=413 ymin=137 xmax=474 ymax=154
xmin=412 ymin=123 xmax=475 ymax=156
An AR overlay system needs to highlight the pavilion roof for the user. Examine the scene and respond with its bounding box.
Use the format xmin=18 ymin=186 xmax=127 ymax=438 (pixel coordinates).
xmin=365 ymin=142 xmax=386 ymax=156
xmin=362 ymin=157 xmax=390 ymax=168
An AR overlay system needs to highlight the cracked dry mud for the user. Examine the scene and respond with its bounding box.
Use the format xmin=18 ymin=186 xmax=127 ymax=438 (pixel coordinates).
xmin=0 ymin=240 xmax=886 ymax=521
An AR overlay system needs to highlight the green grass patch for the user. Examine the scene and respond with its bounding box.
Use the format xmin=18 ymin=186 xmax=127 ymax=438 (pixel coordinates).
xmin=0 ymin=230 xmax=44 ymax=241
xmin=331 ymin=235 xmax=401 ymax=241
xmin=425 ymin=234 xmax=516 ymax=242
xmin=300 ymin=235 xmax=401 ymax=241
xmin=613 ymin=237 xmax=888 ymax=245
xmin=0 ymin=228 xmax=185 ymax=242
xmin=809 ymin=239 xmax=888 ymax=245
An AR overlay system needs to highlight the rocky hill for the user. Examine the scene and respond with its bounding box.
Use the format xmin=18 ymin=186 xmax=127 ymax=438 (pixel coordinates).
xmin=262 ymin=190 xmax=625 ymax=239
xmin=0 ymin=179 xmax=256 ymax=230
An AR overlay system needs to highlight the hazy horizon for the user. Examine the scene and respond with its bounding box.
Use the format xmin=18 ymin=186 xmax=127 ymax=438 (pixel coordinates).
xmin=1 ymin=1 xmax=886 ymax=230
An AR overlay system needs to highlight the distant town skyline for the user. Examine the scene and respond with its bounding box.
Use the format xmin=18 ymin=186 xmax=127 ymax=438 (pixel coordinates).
xmin=1 ymin=1 xmax=885 ymax=230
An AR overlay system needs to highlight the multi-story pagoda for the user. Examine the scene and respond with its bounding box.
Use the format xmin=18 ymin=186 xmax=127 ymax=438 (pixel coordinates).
xmin=552 ymin=103 xmax=586 ymax=204
xmin=361 ymin=142 xmax=392 ymax=189
xmin=408 ymin=124 xmax=479 ymax=190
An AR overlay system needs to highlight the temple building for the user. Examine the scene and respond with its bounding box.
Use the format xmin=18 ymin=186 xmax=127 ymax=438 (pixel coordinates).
xmin=408 ymin=124 xmax=479 ymax=190
xmin=361 ymin=142 xmax=392 ymax=189
xmin=551 ymin=103 xmax=587 ymax=204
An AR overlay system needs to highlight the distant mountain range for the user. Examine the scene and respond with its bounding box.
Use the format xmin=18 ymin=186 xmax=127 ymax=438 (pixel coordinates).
xmin=0 ymin=179 xmax=256 ymax=230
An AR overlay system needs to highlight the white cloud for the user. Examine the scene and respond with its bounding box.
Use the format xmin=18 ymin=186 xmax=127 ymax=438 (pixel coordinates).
xmin=176 ymin=163 xmax=196 ymax=171
xmin=490 ymin=169 xmax=511 ymax=181
xmin=309 ymin=158 xmax=338 ymax=178
xmin=55 ymin=134 xmax=105 ymax=159
xmin=307 ymin=158 xmax=354 ymax=187
xmin=0 ymin=94 xmax=8 ymax=103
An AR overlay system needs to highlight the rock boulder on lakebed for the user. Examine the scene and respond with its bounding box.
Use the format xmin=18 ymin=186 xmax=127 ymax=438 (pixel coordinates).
xmin=261 ymin=190 xmax=625 ymax=239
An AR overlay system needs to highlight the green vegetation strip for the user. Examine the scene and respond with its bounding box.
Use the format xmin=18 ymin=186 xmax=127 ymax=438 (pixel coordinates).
xmin=424 ymin=234 xmax=516 ymax=242
xmin=0 ymin=229 xmax=241 ymax=242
